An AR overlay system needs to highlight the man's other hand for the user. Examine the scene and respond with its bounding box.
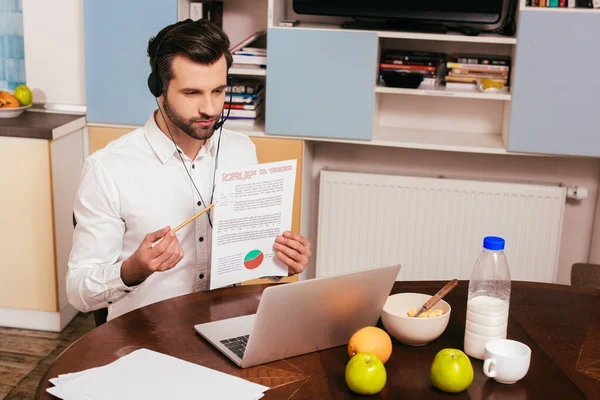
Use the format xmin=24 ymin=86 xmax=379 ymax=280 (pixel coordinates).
xmin=274 ymin=231 xmax=311 ymax=275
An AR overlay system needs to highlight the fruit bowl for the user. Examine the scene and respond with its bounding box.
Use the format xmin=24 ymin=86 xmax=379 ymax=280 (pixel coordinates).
xmin=0 ymin=86 xmax=33 ymax=118
xmin=0 ymin=104 xmax=32 ymax=118
xmin=381 ymin=293 xmax=451 ymax=346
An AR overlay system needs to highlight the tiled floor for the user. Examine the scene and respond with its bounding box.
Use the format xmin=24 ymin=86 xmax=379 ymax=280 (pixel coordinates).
xmin=0 ymin=313 xmax=95 ymax=400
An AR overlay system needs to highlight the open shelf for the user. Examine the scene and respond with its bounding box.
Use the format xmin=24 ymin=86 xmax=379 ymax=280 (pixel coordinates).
xmin=225 ymin=123 xmax=510 ymax=155
xmin=223 ymin=119 xmax=266 ymax=136
xmin=272 ymin=23 xmax=517 ymax=44
xmin=372 ymin=126 xmax=508 ymax=154
xmin=377 ymin=30 xmax=517 ymax=44
xmin=375 ymin=84 xmax=511 ymax=101
xmin=229 ymin=66 xmax=267 ymax=77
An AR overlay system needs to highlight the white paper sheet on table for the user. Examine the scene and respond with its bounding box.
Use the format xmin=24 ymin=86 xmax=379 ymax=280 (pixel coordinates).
xmin=46 ymin=348 xmax=268 ymax=400
xmin=210 ymin=159 xmax=297 ymax=289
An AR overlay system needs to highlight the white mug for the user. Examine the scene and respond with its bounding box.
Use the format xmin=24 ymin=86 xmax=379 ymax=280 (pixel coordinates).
xmin=483 ymin=339 xmax=531 ymax=384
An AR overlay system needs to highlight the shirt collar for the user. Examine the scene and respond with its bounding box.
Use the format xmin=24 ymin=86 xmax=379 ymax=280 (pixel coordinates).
xmin=144 ymin=111 xmax=220 ymax=164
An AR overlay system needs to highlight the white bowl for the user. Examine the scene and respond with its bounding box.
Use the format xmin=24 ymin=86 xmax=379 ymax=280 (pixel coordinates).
xmin=381 ymin=292 xmax=451 ymax=346
xmin=0 ymin=104 xmax=32 ymax=118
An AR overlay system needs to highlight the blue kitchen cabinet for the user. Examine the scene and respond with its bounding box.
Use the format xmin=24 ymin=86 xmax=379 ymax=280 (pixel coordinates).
xmin=83 ymin=0 xmax=176 ymax=125
xmin=508 ymin=10 xmax=600 ymax=157
xmin=265 ymin=28 xmax=378 ymax=140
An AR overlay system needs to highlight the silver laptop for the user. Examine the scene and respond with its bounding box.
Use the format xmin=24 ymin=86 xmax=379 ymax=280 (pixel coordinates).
xmin=194 ymin=264 xmax=401 ymax=368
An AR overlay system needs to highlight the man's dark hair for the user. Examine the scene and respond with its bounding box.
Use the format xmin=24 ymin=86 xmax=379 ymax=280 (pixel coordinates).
xmin=147 ymin=19 xmax=233 ymax=95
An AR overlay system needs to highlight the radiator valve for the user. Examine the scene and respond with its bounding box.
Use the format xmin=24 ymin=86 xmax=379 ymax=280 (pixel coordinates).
xmin=567 ymin=186 xmax=588 ymax=200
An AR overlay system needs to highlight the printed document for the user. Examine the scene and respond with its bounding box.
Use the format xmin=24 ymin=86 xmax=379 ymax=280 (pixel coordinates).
xmin=46 ymin=348 xmax=268 ymax=399
xmin=210 ymin=159 xmax=297 ymax=289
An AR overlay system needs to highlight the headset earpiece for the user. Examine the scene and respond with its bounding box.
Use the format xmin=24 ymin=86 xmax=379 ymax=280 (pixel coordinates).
xmin=148 ymin=72 xmax=162 ymax=98
xmin=148 ymin=19 xmax=195 ymax=98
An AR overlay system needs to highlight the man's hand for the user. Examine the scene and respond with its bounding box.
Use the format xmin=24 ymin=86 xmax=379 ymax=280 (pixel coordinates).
xmin=274 ymin=231 xmax=311 ymax=275
xmin=121 ymin=226 xmax=184 ymax=286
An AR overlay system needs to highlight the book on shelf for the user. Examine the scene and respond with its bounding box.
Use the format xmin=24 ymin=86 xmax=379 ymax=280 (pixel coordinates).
xmin=225 ymin=106 xmax=263 ymax=119
xmin=225 ymin=97 xmax=264 ymax=112
xmin=444 ymin=53 xmax=511 ymax=89
xmin=230 ymin=30 xmax=267 ymax=67
xmin=379 ymin=63 xmax=437 ymax=73
xmin=448 ymin=54 xmax=510 ymax=67
xmin=378 ymin=50 xmax=512 ymax=92
xmin=230 ymin=31 xmax=266 ymax=53
xmin=226 ymin=116 xmax=264 ymax=127
xmin=225 ymin=78 xmax=264 ymax=104
xmin=227 ymin=91 xmax=263 ymax=104
xmin=232 ymin=54 xmax=267 ymax=66
xmin=224 ymin=78 xmax=264 ymax=126
xmin=227 ymin=79 xmax=263 ymax=94
xmin=379 ymin=50 xmax=446 ymax=88
xmin=224 ymin=102 xmax=261 ymax=111
xmin=528 ymin=0 xmax=599 ymax=7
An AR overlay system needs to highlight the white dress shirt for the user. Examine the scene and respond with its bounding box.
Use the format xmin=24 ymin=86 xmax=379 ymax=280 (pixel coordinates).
xmin=67 ymin=112 xmax=258 ymax=321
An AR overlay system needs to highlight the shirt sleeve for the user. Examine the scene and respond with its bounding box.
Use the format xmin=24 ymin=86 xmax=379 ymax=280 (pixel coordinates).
xmin=66 ymin=157 xmax=138 ymax=312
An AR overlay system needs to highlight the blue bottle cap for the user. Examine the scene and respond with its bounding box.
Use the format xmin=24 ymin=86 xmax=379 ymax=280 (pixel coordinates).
xmin=483 ymin=236 xmax=505 ymax=250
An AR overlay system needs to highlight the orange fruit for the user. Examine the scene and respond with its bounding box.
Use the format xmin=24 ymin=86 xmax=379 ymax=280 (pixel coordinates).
xmin=348 ymin=326 xmax=393 ymax=364
xmin=0 ymin=91 xmax=20 ymax=108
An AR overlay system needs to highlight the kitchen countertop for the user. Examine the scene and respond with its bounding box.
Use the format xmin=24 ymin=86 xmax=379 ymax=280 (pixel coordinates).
xmin=0 ymin=110 xmax=86 ymax=140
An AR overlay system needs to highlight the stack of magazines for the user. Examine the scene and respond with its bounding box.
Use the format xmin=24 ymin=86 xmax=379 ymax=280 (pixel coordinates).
xmin=224 ymin=78 xmax=264 ymax=126
xmin=230 ymin=31 xmax=267 ymax=69
xmin=379 ymin=50 xmax=446 ymax=87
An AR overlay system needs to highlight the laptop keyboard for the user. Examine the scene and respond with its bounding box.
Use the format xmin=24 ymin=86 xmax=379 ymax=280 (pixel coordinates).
xmin=220 ymin=335 xmax=250 ymax=359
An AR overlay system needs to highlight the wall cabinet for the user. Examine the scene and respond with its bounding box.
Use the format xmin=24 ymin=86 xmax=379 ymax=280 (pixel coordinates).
xmin=266 ymin=28 xmax=377 ymax=141
xmin=508 ymin=10 xmax=600 ymax=157
xmin=83 ymin=0 xmax=176 ymax=125
xmin=83 ymin=0 xmax=600 ymax=157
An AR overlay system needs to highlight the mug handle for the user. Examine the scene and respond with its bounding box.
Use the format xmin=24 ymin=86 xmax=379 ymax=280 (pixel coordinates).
xmin=483 ymin=358 xmax=497 ymax=378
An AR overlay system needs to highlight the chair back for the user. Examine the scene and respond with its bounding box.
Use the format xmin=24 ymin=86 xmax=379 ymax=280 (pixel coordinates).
xmin=571 ymin=263 xmax=600 ymax=290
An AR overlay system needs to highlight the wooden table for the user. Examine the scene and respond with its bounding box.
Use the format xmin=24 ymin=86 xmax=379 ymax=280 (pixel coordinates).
xmin=37 ymin=281 xmax=600 ymax=399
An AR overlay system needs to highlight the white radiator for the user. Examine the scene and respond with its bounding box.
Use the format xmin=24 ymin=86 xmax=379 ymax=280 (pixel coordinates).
xmin=315 ymin=170 xmax=566 ymax=283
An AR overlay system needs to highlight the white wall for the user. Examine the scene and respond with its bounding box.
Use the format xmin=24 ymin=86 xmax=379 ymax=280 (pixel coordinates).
xmin=306 ymin=143 xmax=600 ymax=285
xmin=22 ymin=0 xmax=86 ymax=109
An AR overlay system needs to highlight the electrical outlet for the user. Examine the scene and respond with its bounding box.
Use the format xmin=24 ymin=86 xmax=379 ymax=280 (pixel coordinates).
xmin=190 ymin=2 xmax=203 ymax=21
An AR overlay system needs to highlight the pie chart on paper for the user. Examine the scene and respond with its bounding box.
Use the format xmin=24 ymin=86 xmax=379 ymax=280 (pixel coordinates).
xmin=244 ymin=250 xmax=264 ymax=270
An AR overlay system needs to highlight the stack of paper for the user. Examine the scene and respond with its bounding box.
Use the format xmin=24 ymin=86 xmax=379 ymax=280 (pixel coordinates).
xmin=47 ymin=348 xmax=269 ymax=399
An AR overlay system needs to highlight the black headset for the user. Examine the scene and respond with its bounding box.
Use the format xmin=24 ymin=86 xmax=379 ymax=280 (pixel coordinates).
xmin=148 ymin=18 xmax=233 ymax=227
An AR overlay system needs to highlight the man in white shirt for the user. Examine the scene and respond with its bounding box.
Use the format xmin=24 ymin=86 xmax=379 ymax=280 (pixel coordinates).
xmin=67 ymin=19 xmax=311 ymax=322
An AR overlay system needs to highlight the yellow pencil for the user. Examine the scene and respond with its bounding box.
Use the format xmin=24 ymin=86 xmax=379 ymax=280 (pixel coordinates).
xmin=151 ymin=202 xmax=216 ymax=248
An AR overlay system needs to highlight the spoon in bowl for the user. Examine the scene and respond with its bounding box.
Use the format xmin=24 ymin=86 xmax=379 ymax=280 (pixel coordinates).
xmin=413 ymin=279 xmax=458 ymax=318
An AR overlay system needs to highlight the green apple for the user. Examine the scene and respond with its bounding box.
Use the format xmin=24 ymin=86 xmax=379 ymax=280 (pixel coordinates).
xmin=345 ymin=353 xmax=387 ymax=395
xmin=13 ymin=85 xmax=33 ymax=106
xmin=430 ymin=348 xmax=474 ymax=393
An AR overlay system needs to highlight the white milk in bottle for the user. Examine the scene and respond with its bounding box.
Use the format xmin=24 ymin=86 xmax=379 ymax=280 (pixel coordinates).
xmin=464 ymin=236 xmax=511 ymax=360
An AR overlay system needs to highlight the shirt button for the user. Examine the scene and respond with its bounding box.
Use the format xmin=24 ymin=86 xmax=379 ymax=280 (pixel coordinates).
xmin=199 ymin=273 xmax=204 ymax=279
xmin=199 ymin=237 xmax=204 ymax=242
xmin=192 ymin=164 xmax=195 ymax=169
xmin=108 ymin=301 xmax=113 ymax=304
xmin=197 ymin=201 xmax=201 ymax=206
xmin=124 ymin=290 xmax=130 ymax=293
